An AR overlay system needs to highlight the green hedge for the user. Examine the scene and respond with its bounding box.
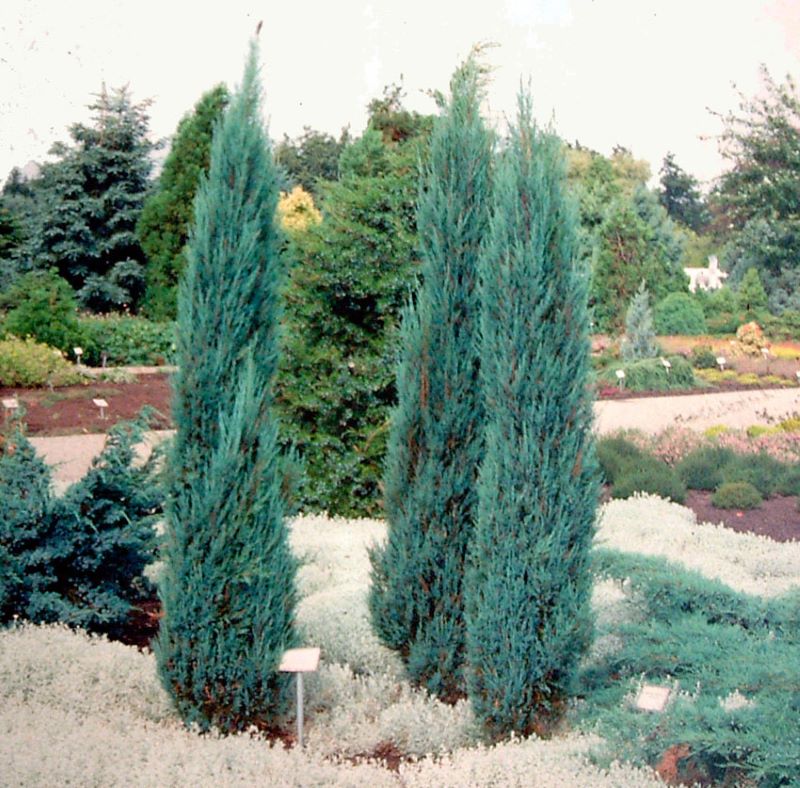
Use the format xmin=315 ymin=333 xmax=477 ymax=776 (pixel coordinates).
xmin=77 ymin=316 xmax=175 ymax=366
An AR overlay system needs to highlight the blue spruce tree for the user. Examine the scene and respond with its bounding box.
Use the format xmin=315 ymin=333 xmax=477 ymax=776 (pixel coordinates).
xmin=155 ymin=42 xmax=297 ymax=731
xmin=368 ymin=53 xmax=493 ymax=701
xmin=465 ymin=95 xmax=598 ymax=738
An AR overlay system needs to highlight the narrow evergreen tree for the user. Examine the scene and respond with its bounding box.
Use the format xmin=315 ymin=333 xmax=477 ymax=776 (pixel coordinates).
xmin=368 ymin=53 xmax=493 ymax=701
xmin=466 ymin=96 xmax=598 ymax=739
xmin=621 ymin=281 xmax=659 ymax=361
xmin=155 ymin=42 xmax=297 ymax=731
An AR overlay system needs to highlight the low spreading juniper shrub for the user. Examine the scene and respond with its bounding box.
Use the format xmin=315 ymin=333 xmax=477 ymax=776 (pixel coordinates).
xmin=612 ymin=456 xmax=686 ymax=504
xmin=2 ymin=411 xmax=163 ymax=635
xmin=581 ymin=548 xmax=800 ymax=786
xmin=675 ymin=445 xmax=737 ymax=491
xmin=712 ymin=481 xmax=763 ymax=510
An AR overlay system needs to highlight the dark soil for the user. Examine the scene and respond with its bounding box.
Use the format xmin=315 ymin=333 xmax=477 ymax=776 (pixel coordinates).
xmin=0 ymin=372 xmax=173 ymax=435
xmin=5 ymin=371 xmax=795 ymax=437
xmin=685 ymin=490 xmax=800 ymax=543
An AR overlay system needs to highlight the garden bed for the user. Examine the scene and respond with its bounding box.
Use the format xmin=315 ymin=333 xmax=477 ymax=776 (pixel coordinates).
xmin=4 ymin=370 xmax=798 ymax=436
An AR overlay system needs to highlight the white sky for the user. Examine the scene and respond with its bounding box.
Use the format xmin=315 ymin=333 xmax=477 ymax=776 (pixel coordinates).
xmin=1 ymin=0 xmax=798 ymax=189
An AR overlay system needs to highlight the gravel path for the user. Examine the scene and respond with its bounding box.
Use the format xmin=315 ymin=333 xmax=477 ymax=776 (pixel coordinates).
xmin=30 ymin=387 xmax=800 ymax=493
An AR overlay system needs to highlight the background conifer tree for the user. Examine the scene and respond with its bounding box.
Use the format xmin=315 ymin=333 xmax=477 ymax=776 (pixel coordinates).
xmin=368 ymin=52 xmax=492 ymax=701
xmin=155 ymin=42 xmax=297 ymax=731
xmin=466 ymin=96 xmax=598 ymax=738
xmin=621 ymin=281 xmax=659 ymax=361
xmin=137 ymin=84 xmax=229 ymax=320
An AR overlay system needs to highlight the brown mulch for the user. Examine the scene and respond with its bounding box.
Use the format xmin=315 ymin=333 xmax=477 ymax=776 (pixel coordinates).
xmin=685 ymin=489 xmax=800 ymax=543
xmin=5 ymin=371 xmax=796 ymax=436
xmin=0 ymin=372 xmax=173 ymax=435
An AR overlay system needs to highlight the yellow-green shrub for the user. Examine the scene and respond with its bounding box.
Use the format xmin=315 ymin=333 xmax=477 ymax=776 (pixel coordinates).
xmin=0 ymin=337 xmax=84 ymax=388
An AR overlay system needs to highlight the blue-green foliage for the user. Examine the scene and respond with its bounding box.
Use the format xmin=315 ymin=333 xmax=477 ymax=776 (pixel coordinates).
xmin=465 ymin=96 xmax=598 ymax=738
xmin=0 ymin=424 xmax=52 ymax=621
xmin=368 ymin=53 xmax=493 ymax=701
xmin=583 ymin=549 xmax=800 ymax=785
xmin=0 ymin=414 xmax=161 ymax=635
xmin=155 ymin=42 xmax=297 ymax=732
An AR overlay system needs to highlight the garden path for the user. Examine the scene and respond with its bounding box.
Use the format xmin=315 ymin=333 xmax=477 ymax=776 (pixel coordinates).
xmin=30 ymin=387 xmax=800 ymax=493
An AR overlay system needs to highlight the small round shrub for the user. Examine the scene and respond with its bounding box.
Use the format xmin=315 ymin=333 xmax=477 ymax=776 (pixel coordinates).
xmin=654 ymin=292 xmax=707 ymax=336
xmin=596 ymin=436 xmax=645 ymax=485
xmin=689 ymin=344 xmax=718 ymax=369
xmin=676 ymin=445 xmax=737 ymax=491
xmin=712 ymin=481 xmax=762 ymax=510
xmin=721 ymin=453 xmax=785 ymax=497
xmin=612 ymin=457 xmax=687 ymax=504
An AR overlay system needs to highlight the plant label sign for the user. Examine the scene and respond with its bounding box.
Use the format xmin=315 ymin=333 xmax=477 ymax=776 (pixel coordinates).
xmin=279 ymin=647 xmax=320 ymax=748
xmin=635 ymin=684 xmax=671 ymax=712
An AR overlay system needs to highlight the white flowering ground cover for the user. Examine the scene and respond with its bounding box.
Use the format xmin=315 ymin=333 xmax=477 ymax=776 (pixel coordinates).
xmin=2 ymin=498 xmax=799 ymax=786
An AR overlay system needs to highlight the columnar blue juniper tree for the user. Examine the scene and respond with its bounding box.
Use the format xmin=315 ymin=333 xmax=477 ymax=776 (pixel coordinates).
xmin=368 ymin=53 xmax=493 ymax=702
xmin=621 ymin=280 xmax=659 ymax=362
xmin=465 ymin=95 xmax=599 ymax=739
xmin=155 ymin=42 xmax=297 ymax=731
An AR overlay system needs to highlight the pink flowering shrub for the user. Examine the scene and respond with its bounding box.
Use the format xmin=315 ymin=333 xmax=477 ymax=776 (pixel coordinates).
xmin=603 ymin=425 xmax=800 ymax=466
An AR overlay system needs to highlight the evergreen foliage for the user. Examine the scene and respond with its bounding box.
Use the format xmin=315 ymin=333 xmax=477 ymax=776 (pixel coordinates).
xmin=138 ymin=85 xmax=229 ymax=320
xmin=368 ymin=52 xmax=493 ymax=702
xmin=712 ymin=68 xmax=800 ymax=311
xmin=0 ymin=424 xmax=52 ymax=622
xmin=658 ymin=152 xmax=708 ymax=231
xmin=278 ymin=124 xmax=424 ymax=517
xmin=465 ymin=96 xmax=598 ymax=738
xmin=736 ymin=266 xmax=769 ymax=315
xmin=0 ymin=414 xmax=161 ymax=634
xmin=28 ymin=415 xmax=162 ymax=634
xmin=653 ymin=291 xmax=707 ymax=336
xmin=155 ymin=43 xmax=297 ymax=732
xmin=274 ymin=126 xmax=350 ymax=197
xmin=620 ymin=282 xmax=658 ymax=361
xmin=22 ymin=86 xmax=155 ymax=312
xmin=0 ymin=269 xmax=82 ymax=352
xmin=590 ymin=198 xmax=687 ymax=332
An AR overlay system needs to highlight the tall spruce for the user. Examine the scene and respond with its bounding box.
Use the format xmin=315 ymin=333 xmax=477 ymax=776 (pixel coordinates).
xmin=155 ymin=42 xmax=297 ymax=731
xmin=368 ymin=53 xmax=493 ymax=701
xmin=466 ymin=96 xmax=598 ymax=738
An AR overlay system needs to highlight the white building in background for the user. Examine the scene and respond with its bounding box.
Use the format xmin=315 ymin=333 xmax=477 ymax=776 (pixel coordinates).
xmin=684 ymin=255 xmax=728 ymax=293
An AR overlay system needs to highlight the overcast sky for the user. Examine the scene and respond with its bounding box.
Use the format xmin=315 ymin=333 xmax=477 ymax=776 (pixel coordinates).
xmin=2 ymin=0 xmax=798 ymax=189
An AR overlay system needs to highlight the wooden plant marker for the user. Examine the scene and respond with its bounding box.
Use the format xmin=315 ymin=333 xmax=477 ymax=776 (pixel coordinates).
xmin=92 ymin=398 xmax=109 ymax=419
xmin=279 ymin=647 xmax=320 ymax=748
